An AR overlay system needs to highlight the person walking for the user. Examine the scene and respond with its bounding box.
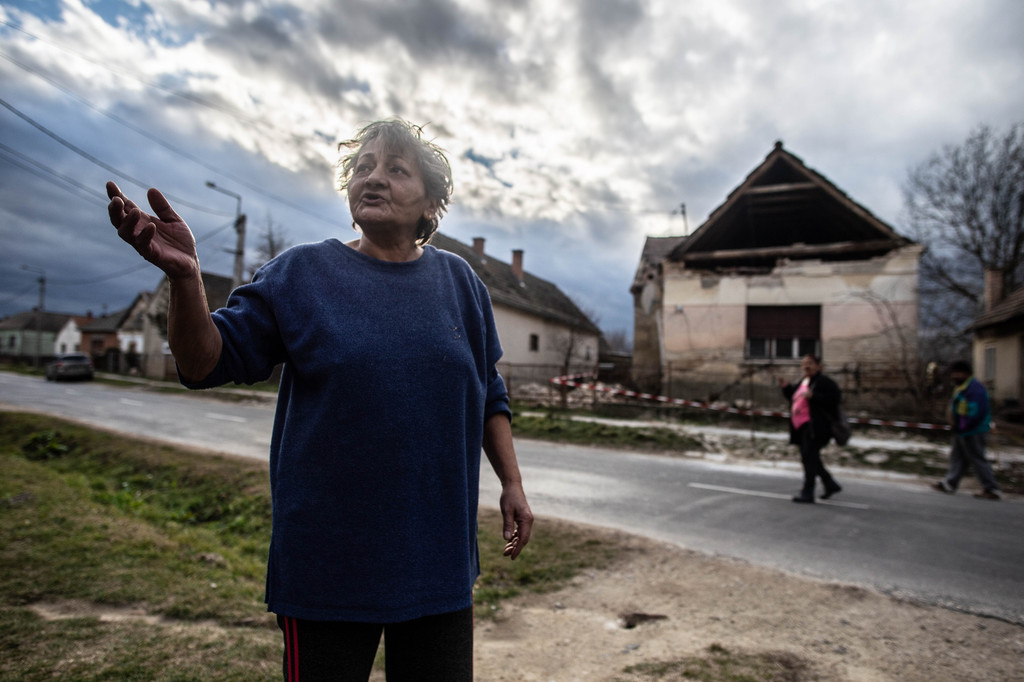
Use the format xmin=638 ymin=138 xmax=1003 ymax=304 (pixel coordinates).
xmin=933 ymin=360 xmax=1001 ymax=500
xmin=779 ymin=354 xmax=843 ymax=503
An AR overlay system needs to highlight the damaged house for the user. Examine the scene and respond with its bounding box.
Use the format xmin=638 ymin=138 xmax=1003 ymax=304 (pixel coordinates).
xmin=632 ymin=142 xmax=922 ymax=411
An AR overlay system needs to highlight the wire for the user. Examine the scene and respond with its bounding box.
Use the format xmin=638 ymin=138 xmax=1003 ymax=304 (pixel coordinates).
xmin=0 ymin=141 xmax=107 ymax=205
xmin=0 ymin=97 xmax=235 ymax=216
xmin=0 ymin=48 xmax=343 ymax=228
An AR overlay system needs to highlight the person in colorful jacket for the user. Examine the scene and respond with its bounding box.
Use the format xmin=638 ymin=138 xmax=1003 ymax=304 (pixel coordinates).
xmin=933 ymin=360 xmax=1000 ymax=500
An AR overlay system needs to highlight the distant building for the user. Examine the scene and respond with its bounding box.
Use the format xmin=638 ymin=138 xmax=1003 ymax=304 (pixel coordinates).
xmin=140 ymin=273 xmax=233 ymax=379
xmin=970 ymin=269 xmax=1024 ymax=410
xmin=632 ymin=142 xmax=922 ymax=411
xmin=0 ymin=310 xmax=72 ymax=364
xmin=80 ymin=293 xmax=152 ymax=373
xmin=53 ymin=313 xmax=97 ymax=355
xmin=431 ymin=233 xmax=601 ymax=383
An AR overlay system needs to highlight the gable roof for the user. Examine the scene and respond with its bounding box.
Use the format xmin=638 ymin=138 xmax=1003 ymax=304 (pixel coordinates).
xmin=971 ymin=286 xmax=1024 ymax=332
xmin=0 ymin=310 xmax=73 ymax=334
xmin=430 ymin=232 xmax=600 ymax=334
xmin=81 ymin=308 xmax=129 ymax=334
xmin=631 ymin=235 xmax=688 ymax=294
xmin=669 ymin=142 xmax=910 ymax=268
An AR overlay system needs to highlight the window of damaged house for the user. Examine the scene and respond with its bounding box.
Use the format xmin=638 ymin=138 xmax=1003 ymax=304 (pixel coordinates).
xmin=745 ymin=305 xmax=821 ymax=360
xmin=529 ymin=333 xmax=539 ymax=352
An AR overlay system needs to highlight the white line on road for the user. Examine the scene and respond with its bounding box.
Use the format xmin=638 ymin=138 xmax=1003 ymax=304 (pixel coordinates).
xmin=689 ymin=483 xmax=871 ymax=510
xmin=205 ymin=412 xmax=248 ymax=423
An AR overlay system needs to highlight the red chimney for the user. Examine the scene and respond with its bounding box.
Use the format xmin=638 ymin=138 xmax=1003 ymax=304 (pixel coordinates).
xmin=511 ymin=249 xmax=524 ymax=281
xmin=472 ymin=237 xmax=485 ymax=257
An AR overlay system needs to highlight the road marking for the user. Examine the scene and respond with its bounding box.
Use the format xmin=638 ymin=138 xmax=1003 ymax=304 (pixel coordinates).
xmin=689 ymin=483 xmax=871 ymax=510
xmin=205 ymin=412 xmax=248 ymax=423
xmin=119 ymin=398 xmax=145 ymax=406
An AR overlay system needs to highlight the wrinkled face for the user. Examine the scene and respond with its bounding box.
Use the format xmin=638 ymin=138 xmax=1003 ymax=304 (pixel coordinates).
xmin=801 ymin=356 xmax=820 ymax=378
xmin=348 ymin=138 xmax=437 ymax=235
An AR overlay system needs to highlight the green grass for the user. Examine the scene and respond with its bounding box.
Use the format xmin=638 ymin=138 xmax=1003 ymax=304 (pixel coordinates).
xmin=511 ymin=411 xmax=706 ymax=453
xmin=0 ymin=411 xmax=618 ymax=680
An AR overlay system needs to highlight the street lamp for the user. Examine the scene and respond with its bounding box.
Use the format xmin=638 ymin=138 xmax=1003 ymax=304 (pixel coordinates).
xmin=205 ymin=181 xmax=247 ymax=289
xmin=20 ymin=264 xmax=46 ymax=368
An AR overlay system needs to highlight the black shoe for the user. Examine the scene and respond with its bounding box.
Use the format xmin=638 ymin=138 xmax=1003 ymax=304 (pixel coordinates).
xmin=792 ymin=495 xmax=815 ymax=504
xmin=932 ymin=481 xmax=954 ymax=494
xmin=821 ymin=486 xmax=842 ymax=500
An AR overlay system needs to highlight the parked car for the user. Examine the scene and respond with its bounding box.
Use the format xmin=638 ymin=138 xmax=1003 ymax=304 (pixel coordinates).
xmin=45 ymin=353 xmax=94 ymax=381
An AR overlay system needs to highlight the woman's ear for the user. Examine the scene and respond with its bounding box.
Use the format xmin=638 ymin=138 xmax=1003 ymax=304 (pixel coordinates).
xmin=423 ymin=198 xmax=439 ymax=222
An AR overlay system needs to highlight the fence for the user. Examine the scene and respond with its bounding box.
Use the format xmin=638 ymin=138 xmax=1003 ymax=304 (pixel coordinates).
xmin=596 ymin=361 xmax=949 ymax=423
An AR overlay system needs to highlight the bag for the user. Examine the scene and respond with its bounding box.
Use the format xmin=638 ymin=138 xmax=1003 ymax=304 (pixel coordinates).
xmin=831 ymin=406 xmax=851 ymax=446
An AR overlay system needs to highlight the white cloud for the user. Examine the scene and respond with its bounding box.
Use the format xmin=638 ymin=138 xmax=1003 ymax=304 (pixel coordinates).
xmin=1 ymin=0 xmax=1022 ymax=336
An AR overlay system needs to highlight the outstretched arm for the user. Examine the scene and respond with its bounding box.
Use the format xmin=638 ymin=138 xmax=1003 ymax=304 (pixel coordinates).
xmin=106 ymin=181 xmax=222 ymax=381
xmin=482 ymin=412 xmax=533 ymax=560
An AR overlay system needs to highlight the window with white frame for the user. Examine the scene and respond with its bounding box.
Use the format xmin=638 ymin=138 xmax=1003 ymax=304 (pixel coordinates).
xmin=745 ymin=305 xmax=821 ymax=360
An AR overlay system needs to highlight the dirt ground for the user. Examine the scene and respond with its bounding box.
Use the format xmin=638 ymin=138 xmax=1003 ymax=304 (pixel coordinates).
xmin=470 ymin=517 xmax=1024 ymax=682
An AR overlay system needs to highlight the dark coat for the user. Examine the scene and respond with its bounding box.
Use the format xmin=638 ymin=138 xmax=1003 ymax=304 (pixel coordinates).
xmin=782 ymin=372 xmax=841 ymax=447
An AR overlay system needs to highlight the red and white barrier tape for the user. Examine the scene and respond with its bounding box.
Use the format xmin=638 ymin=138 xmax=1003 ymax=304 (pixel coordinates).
xmin=549 ymin=375 xmax=951 ymax=432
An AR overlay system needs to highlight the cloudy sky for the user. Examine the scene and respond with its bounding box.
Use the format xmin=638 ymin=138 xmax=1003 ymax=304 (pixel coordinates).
xmin=2 ymin=0 xmax=1022 ymax=341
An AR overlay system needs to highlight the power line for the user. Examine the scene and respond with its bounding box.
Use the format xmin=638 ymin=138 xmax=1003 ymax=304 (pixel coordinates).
xmin=0 ymin=96 xmax=234 ymax=216
xmin=0 ymin=146 xmax=105 ymax=206
xmin=0 ymin=141 xmax=106 ymax=205
xmin=0 ymin=48 xmax=342 ymax=228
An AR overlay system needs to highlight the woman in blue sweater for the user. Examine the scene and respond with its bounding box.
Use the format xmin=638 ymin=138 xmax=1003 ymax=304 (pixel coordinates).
xmin=106 ymin=119 xmax=533 ymax=681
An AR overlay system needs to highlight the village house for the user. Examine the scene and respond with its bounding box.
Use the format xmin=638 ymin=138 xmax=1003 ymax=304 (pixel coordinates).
xmin=969 ymin=269 xmax=1024 ymax=413
xmin=0 ymin=310 xmax=72 ymax=365
xmin=632 ymin=142 xmax=922 ymax=412
xmin=53 ymin=313 xmax=97 ymax=355
xmin=139 ymin=273 xmax=233 ymax=379
xmin=80 ymin=292 xmax=151 ymax=373
xmin=430 ymin=233 xmax=601 ymax=387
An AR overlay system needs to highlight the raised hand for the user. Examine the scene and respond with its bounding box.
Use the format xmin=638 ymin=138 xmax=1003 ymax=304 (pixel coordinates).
xmin=106 ymin=181 xmax=199 ymax=280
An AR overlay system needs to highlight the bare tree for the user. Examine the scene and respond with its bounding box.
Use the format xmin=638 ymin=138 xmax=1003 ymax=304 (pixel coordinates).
xmin=904 ymin=122 xmax=1024 ymax=355
xmin=603 ymin=328 xmax=631 ymax=353
xmin=246 ymin=211 xmax=292 ymax=278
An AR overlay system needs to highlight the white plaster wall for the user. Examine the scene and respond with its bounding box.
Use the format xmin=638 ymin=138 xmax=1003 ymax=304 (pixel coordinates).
xmin=119 ymin=332 xmax=145 ymax=354
xmin=660 ymin=245 xmax=921 ymax=368
xmin=54 ymin=322 xmax=82 ymax=354
xmin=974 ymin=335 xmax=1022 ymax=405
xmin=492 ymin=304 xmax=599 ymax=369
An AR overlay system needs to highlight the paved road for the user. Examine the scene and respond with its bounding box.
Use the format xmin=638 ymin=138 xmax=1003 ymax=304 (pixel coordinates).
xmin=4 ymin=371 xmax=1022 ymax=624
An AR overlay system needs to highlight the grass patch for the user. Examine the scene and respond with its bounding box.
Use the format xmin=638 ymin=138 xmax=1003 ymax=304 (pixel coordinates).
xmin=512 ymin=412 xmax=705 ymax=453
xmin=618 ymin=643 xmax=811 ymax=681
xmin=0 ymin=411 xmax=618 ymax=680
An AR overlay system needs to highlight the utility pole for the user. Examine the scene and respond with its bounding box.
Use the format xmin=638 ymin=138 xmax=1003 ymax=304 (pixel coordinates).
xmin=20 ymin=264 xmax=46 ymax=368
xmin=205 ymin=181 xmax=247 ymax=290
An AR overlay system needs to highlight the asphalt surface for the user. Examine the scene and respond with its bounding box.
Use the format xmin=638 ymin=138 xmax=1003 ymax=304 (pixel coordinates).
xmin=4 ymin=371 xmax=1022 ymax=624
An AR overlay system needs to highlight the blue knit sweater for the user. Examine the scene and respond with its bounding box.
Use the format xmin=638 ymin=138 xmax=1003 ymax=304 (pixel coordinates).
xmin=183 ymin=240 xmax=510 ymax=622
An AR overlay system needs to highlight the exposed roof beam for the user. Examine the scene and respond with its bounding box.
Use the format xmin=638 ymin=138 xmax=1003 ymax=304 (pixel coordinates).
xmin=680 ymin=239 xmax=905 ymax=262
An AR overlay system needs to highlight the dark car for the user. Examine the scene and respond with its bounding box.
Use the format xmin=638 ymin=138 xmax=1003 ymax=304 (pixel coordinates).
xmin=45 ymin=353 xmax=95 ymax=381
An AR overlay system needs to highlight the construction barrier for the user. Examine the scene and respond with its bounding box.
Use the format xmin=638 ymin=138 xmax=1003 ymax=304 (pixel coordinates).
xmin=550 ymin=374 xmax=952 ymax=432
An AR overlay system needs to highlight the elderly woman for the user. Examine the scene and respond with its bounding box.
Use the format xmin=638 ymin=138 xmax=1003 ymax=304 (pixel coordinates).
xmin=106 ymin=119 xmax=532 ymax=681
xmin=778 ymin=354 xmax=843 ymax=504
